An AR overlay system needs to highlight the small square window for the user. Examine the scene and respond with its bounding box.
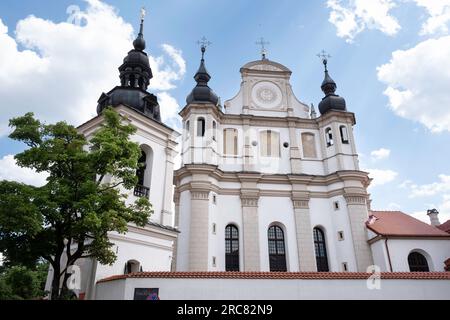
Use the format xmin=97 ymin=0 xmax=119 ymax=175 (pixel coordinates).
xmin=342 ymin=262 xmax=348 ymax=272
xmin=212 ymin=256 xmax=217 ymax=267
xmin=333 ymin=201 xmax=340 ymax=210
xmin=338 ymin=231 xmax=345 ymax=241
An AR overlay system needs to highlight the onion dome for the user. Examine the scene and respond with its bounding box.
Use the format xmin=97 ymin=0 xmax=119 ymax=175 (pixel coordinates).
xmin=318 ymin=58 xmax=346 ymax=115
xmin=186 ymin=46 xmax=219 ymax=105
xmin=97 ymin=10 xmax=161 ymax=122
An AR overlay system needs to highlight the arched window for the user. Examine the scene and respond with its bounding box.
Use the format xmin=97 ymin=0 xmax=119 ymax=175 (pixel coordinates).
xmin=268 ymin=226 xmax=287 ymax=272
xmin=134 ymin=147 xmax=152 ymax=198
xmin=301 ymin=132 xmax=317 ymax=158
xmin=129 ymin=74 xmax=136 ymax=87
xmin=185 ymin=121 xmax=190 ymax=140
xmin=225 ymin=225 xmax=239 ymax=271
xmin=212 ymin=121 xmax=217 ymax=141
xmin=260 ymin=130 xmax=280 ymax=157
xmin=197 ymin=118 xmax=206 ymax=137
xmin=340 ymin=125 xmax=349 ymax=144
xmin=124 ymin=260 xmax=142 ymax=274
xmin=223 ymin=128 xmax=238 ymax=155
xmin=408 ymin=252 xmax=430 ymax=272
xmin=136 ymin=150 xmax=147 ymax=187
xmin=313 ymin=228 xmax=329 ymax=272
xmin=325 ymin=128 xmax=333 ymax=147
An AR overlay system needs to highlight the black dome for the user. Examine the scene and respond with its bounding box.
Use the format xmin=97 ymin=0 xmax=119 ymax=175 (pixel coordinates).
xmin=318 ymin=65 xmax=347 ymax=115
xmin=97 ymin=87 xmax=160 ymax=121
xmin=318 ymin=94 xmax=347 ymax=114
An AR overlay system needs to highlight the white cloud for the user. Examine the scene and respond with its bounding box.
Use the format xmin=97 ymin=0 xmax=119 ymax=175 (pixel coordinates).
xmin=413 ymin=0 xmax=450 ymax=35
xmin=366 ymin=168 xmax=398 ymax=187
xmin=0 ymin=155 xmax=48 ymax=187
xmin=0 ymin=0 xmax=185 ymax=135
xmin=387 ymin=202 xmax=402 ymax=210
xmin=409 ymin=195 xmax=450 ymax=224
xmin=370 ymin=148 xmax=391 ymax=160
xmin=377 ymin=36 xmax=450 ymax=133
xmin=150 ymin=44 xmax=186 ymax=91
xmin=158 ymin=91 xmax=181 ymax=130
xmin=408 ymin=174 xmax=450 ymax=198
xmin=399 ymin=179 xmax=413 ymax=189
xmin=327 ymin=0 xmax=401 ymax=42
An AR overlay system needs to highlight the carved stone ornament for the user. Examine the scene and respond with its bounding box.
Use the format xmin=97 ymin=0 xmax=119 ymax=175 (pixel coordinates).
xmin=191 ymin=191 xmax=210 ymax=200
xmin=344 ymin=195 xmax=367 ymax=205
xmin=292 ymin=199 xmax=309 ymax=209
xmin=251 ymin=81 xmax=282 ymax=109
xmin=241 ymin=197 xmax=259 ymax=207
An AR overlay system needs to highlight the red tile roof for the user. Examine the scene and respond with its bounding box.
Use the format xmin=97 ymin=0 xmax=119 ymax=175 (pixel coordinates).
xmin=367 ymin=211 xmax=450 ymax=238
xmin=438 ymin=220 xmax=450 ymax=234
xmin=97 ymin=271 xmax=450 ymax=284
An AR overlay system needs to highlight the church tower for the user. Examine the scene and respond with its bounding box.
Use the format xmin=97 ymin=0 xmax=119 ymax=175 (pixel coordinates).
xmin=174 ymin=47 xmax=373 ymax=273
xmin=74 ymin=11 xmax=180 ymax=299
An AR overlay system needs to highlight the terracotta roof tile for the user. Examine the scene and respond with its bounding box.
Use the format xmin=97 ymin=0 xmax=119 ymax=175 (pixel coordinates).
xmin=97 ymin=271 xmax=450 ymax=284
xmin=438 ymin=220 xmax=450 ymax=234
xmin=367 ymin=211 xmax=450 ymax=238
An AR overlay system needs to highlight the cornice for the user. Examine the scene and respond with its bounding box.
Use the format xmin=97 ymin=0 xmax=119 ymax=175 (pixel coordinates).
xmin=174 ymin=164 xmax=370 ymax=188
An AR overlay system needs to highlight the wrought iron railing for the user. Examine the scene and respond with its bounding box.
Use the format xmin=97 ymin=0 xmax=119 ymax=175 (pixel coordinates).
xmin=134 ymin=184 xmax=150 ymax=198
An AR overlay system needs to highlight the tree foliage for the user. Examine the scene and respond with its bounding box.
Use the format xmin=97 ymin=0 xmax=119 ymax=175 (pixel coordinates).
xmin=0 ymin=263 xmax=48 ymax=300
xmin=0 ymin=108 xmax=152 ymax=299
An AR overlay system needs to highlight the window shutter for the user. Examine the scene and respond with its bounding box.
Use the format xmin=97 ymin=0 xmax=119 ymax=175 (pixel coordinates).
xmin=270 ymin=131 xmax=280 ymax=157
xmin=260 ymin=131 xmax=268 ymax=156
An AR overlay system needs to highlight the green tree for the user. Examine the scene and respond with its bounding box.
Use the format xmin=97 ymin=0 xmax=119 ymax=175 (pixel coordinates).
xmin=0 ymin=264 xmax=48 ymax=300
xmin=0 ymin=108 xmax=152 ymax=300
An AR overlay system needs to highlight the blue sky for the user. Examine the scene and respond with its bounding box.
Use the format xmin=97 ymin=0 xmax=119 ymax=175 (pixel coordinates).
xmin=0 ymin=0 xmax=450 ymax=223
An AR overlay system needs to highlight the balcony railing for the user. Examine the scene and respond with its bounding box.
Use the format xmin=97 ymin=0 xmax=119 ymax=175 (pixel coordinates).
xmin=134 ymin=184 xmax=150 ymax=198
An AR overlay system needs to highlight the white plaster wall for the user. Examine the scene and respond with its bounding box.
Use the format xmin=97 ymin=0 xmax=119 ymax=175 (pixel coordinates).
xmin=216 ymin=195 xmax=244 ymax=271
xmin=96 ymin=279 xmax=126 ymax=300
xmin=309 ymin=198 xmax=358 ymax=272
xmin=329 ymin=196 xmax=358 ymax=271
xmin=370 ymin=240 xmax=390 ymax=272
xmin=384 ymin=239 xmax=450 ymax=272
xmin=96 ymin=277 xmax=450 ymax=300
xmin=127 ymin=132 xmax=167 ymax=224
xmin=258 ymin=197 xmax=299 ymax=272
xmin=94 ymin=233 xmax=174 ymax=284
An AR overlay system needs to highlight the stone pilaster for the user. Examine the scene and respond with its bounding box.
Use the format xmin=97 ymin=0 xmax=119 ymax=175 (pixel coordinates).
xmin=241 ymin=193 xmax=260 ymax=271
xmin=172 ymin=192 xmax=180 ymax=272
xmin=344 ymin=193 xmax=374 ymax=272
xmin=161 ymin=147 xmax=176 ymax=226
xmin=292 ymin=194 xmax=317 ymax=271
xmin=189 ymin=190 xmax=210 ymax=271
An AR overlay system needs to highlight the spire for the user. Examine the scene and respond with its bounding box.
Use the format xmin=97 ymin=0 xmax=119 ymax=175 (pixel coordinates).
xmin=97 ymin=7 xmax=160 ymax=122
xmin=310 ymin=103 xmax=317 ymax=119
xmin=317 ymin=50 xmax=336 ymax=96
xmin=133 ymin=7 xmax=146 ymax=51
xmin=186 ymin=37 xmax=219 ymax=105
xmin=194 ymin=44 xmax=211 ymax=85
xmin=316 ymin=50 xmax=346 ymax=115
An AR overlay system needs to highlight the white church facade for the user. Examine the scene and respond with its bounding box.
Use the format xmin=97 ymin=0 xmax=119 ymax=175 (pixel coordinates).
xmin=46 ymin=16 xmax=450 ymax=300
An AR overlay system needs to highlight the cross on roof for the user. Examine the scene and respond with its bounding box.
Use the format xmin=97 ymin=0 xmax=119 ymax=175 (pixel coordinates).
xmin=197 ymin=36 xmax=212 ymax=50
xmin=140 ymin=7 xmax=146 ymax=21
xmin=256 ymin=37 xmax=270 ymax=60
xmin=197 ymin=36 xmax=212 ymax=59
xmin=317 ymin=50 xmax=332 ymax=71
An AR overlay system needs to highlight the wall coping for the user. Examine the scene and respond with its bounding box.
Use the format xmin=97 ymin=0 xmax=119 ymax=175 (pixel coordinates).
xmin=97 ymin=271 xmax=450 ymax=284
